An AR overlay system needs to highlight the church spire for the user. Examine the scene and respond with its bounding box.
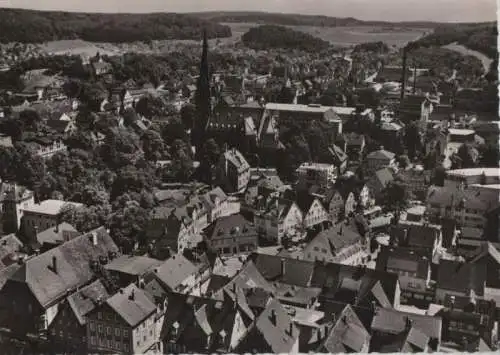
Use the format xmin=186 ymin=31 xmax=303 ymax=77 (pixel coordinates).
xmin=194 ymin=29 xmax=211 ymax=157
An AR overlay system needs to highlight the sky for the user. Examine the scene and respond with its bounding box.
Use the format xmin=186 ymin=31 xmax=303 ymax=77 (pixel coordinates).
xmin=0 ymin=0 xmax=497 ymax=22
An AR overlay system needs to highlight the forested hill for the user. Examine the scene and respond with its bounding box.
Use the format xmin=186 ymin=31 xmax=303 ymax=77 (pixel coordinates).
xmin=242 ymin=25 xmax=330 ymax=52
xmin=0 ymin=8 xmax=232 ymax=43
xmin=193 ymin=11 xmax=493 ymax=28
xmin=413 ymin=23 xmax=497 ymax=59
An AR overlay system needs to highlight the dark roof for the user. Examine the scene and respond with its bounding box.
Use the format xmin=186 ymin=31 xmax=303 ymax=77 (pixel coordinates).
xmin=7 ymin=227 xmax=118 ymax=308
xmin=237 ymin=297 xmax=298 ymax=354
xmin=371 ymin=307 xmax=442 ymax=343
xmin=106 ymin=284 xmax=156 ymax=327
xmin=437 ymin=260 xmax=486 ymax=296
xmin=67 ymin=279 xmax=110 ymax=325
xmin=319 ymin=304 xmax=371 ymax=353
xmin=367 ymin=168 xmax=394 ymax=194
xmin=248 ymin=253 xmax=398 ymax=307
xmin=35 ymin=223 xmax=79 ymax=246
xmin=204 ymin=214 xmax=256 ymax=242
xmin=406 ymin=224 xmax=440 ymax=249
xmin=313 ymin=222 xmax=363 ymax=253
xmin=376 ymin=246 xmax=430 ymax=279
xmin=295 ymin=192 xmax=317 ymax=215
xmin=45 ymin=119 xmax=72 ymax=134
xmin=104 ymin=255 xmax=162 ymax=276
xmin=151 ymin=253 xmax=200 ymax=291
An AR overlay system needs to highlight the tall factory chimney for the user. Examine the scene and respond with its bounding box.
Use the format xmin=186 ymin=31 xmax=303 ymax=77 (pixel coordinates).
xmin=400 ymin=45 xmax=408 ymax=101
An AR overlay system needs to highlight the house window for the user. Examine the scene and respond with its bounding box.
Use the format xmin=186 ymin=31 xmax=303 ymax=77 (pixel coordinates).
xmin=91 ymin=336 xmax=96 ymax=345
xmin=124 ymin=344 xmax=129 ymax=352
xmin=90 ymin=322 xmax=95 ymax=331
xmin=116 ymin=342 xmax=121 ymax=350
xmin=98 ymin=312 xmax=102 ymax=320
xmin=107 ymin=326 xmax=111 ymax=335
xmin=115 ymin=328 xmax=121 ymax=337
xmin=123 ymin=329 xmax=129 ymax=338
xmin=98 ymin=324 xmax=103 ymax=333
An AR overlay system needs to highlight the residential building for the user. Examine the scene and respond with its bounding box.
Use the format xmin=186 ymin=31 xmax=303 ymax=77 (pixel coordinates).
xmin=0 ymin=183 xmax=35 ymax=233
xmin=86 ymin=284 xmax=161 ymax=354
xmin=370 ymin=307 xmax=442 ymax=352
xmin=26 ymin=137 xmax=67 ymax=159
xmin=303 ymin=222 xmax=369 ymax=265
xmin=435 ymin=260 xmax=486 ymax=303
xmin=426 ymin=185 xmax=499 ymax=240
xmin=263 ymin=103 xmax=341 ymax=125
xmin=366 ymin=168 xmax=394 ymax=202
xmin=296 ymin=162 xmax=336 ymax=189
xmin=0 ymin=227 xmax=119 ymax=335
xmin=340 ymin=133 xmax=365 ymax=161
xmin=254 ymin=198 xmax=304 ymax=243
xmin=248 ymin=253 xmax=401 ymax=309
xmin=391 ymin=222 xmax=443 ymax=261
xmin=434 ymin=294 xmax=497 ymax=351
xmin=376 ymin=246 xmax=433 ymax=305
xmin=316 ymin=303 xmax=371 ymax=353
xmin=103 ymin=255 xmax=163 ymax=287
xmin=296 ymin=193 xmax=329 ymax=230
xmin=365 ymin=147 xmax=396 ymax=174
xmin=235 ymin=297 xmax=300 ymax=353
xmin=311 ymin=186 xmax=356 ymax=221
xmin=48 ymin=279 xmax=110 ymax=354
xmin=328 ymin=144 xmax=348 ymax=175
xmin=444 ymin=168 xmax=500 ymax=188
xmin=399 ymin=166 xmax=431 ymax=201
xmin=149 ymin=253 xmax=210 ymax=296
xmin=216 ymin=148 xmax=251 ymax=193
xmin=466 ymin=242 xmax=500 ymax=289
xmin=203 ymin=214 xmax=258 ymax=257
xmin=35 ymin=222 xmax=80 ymax=250
xmin=20 ymin=199 xmax=84 ymax=243
xmin=201 ymin=187 xmax=239 ymax=224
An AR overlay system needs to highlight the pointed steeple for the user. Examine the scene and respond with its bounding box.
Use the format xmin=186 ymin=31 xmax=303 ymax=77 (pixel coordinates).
xmin=194 ymin=29 xmax=211 ymax=157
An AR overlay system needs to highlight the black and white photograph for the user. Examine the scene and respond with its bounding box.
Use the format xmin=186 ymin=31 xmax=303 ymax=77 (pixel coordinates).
xmin=0 ymin=0 xmax=498 ymax=353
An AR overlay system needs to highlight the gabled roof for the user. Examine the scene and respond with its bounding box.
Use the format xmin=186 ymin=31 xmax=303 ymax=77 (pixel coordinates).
xmin=377 ymin=246 xmax=430 ymax=279
xmin=106 ymin=284 xmax=156 ymax=327
xmin=36 ymin=222 xmax=79 ymax=246
xmin=469 ymin=242 xmax=500 ymax=265
xmin=319 ymin=304 xmax=370 ymax=353
xmin=436 ymin=260 xmax=486 ymax=296
xmin=104 ymin=255 xmax=162 ymax=277
xmin=305 ymin=222 xmax=363 ymax=257
xmin=366 ymin=148 xmax=395 ymax=160
xmin=21 ymin=199 xmax=83 ymax=216
xmin=152 ymin=253 xmax=200 ymax=291
xmin=8 ymin=227 xmax=118 ymax=308
xmin=67 ymin=279 xmax=110 ymax=326
xmin=367 ymin=168 xmax=394 ymax=193
xmin=328 ymin=144 xmax=348 ymax=165
xmin=204 ymin=214 xmax=256 ymax=242
xmin=239 ymin=297 xmax=298 ymax=353
xmin=223 ymin=149 xmax=250 ymax=172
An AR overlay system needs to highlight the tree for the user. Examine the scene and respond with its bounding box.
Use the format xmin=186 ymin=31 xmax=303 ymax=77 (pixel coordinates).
xmin=180 ymin=104 xmax=196 ymax=130
xmin=142 ymin=129 xmax=165 ymax=162
xmin=404 ymin=122 xmax=423 ymax=159
xmin=379 ymin=180 xmax=410 ymax=212
xmin=478 ymin=143 xmax=499 ymax=167
xmin=456 ymin=143 xmax=477 ymax=168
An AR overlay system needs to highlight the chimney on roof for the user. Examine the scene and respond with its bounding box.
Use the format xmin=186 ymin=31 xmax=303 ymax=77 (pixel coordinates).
xmin=269 ymin=309 xmax=277 ymax=326
xmin=52 ymin=256 xmax=57 ymax=274
xmin=92 ymin=232 xmax=98 ymax=246
xmin=450 ymin=295 xmax=455 ymax=309
xmin=129 ymin=290 xmax=135 ymax=301
xmin=286 ymin=322 xmax=294 ymax=337
xmin=404 ymin=316 xmax=413 ymax=331
xmin=280 ymin=258 xmax=286 ymax=277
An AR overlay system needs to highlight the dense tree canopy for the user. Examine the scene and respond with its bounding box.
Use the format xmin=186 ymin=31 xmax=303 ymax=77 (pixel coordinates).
xmin=0 ymin=8 xmax=232 ymax=43
xmin=242 ymin=25 xmax=330 ymax=53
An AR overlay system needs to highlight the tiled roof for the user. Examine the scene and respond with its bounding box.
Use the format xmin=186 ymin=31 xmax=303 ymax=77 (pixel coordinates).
xmin=8 ymin=227 xmax=119 ymax=308
xmin=21 ymin=199 xmax=83 ymax=216
xmin=371 ymin=307 xmax=442 ymax=342
xmin=104 ymin=255 xmax=162 ymax=276
xmin=36 ymin=222 xmax=79 ymax=246
xmin=223 ymin=149 xmax=250 ymax=172
xmin=67 ymin=279 xmax=110 ymax=325
xmin=320 ymin=304 xmax=370 ymax=353
xmin=239 ymin=297 xmax=298 ymax=353
xmin=106 ymin=284 xmax=156 ymax=327
xmin=152 ymin=253 xmax=200 ymax=291
xmin=377 ymin=246 xmax=430 ymax=279
xmin=437 ymin=260 xmax=486 ymax=295
xmin=367 ymin=149 xmax=395 ymax=160
xmin=204 ymin=214 xmax=256 ymax=242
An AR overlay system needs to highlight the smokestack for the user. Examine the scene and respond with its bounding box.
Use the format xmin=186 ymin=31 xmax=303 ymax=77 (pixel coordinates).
xmin=55 ymin=223 xmax=59 ymax=234
xmin=400 ymin=46 xmax=408 ymax=101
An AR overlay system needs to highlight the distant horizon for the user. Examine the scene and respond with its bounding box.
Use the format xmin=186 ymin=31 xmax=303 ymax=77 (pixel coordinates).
xmin=0 ymin=7 xmax=496 ymax=24
xmin=1 ymin=0 xmax=497 ymax=23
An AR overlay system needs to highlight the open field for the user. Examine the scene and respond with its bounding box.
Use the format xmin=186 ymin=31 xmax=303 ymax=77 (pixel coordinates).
xmin=223 ymin=22 xmax=431 ymax=47
xmin=443 ymin=42 xmax=494 ymax=74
